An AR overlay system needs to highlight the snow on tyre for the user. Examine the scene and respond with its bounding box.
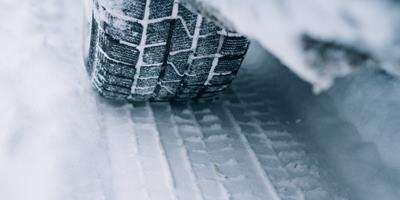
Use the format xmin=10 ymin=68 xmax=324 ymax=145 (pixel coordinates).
xmin=84 ymin=0 xmax=250 ymax=102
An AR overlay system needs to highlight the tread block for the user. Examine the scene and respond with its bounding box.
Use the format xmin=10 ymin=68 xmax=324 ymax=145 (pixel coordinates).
xmin=170 ymin=21 xmax=193 ymax=51
xmin=214 ymin=56 xmax=244 ymax=73
xmin=220 ymin=36 xmax=250 ymax=56
xmin=132 ymin=86 xmax=155 ymax=95
xmin=146 ymin=20 xmax=173 ymax=44
xmin=96 ymin=51 xmax=136 ymax=78
xmin=208 ymin=74 xmax=237 ymax=85
xmin=182 ymin=74 xmax=208 ymax=86
xmin=102 ymin=84 xmax=131 ymax=95
xmin=98 ymin=31 xmax=140 ymax=64
xmin=167 ymin=51 xmax=191 ymax=72
xmin=138 ymin=65 xmax=163 ymax=78
xmin=200 ymin=19 xmax=222 ymax=35
xmin=97 ymin=69 xmax=133 ymax=88
xmin=137 ymin=78 xmax=159 ymax=88
xmin=143 ymin=45 xmax=167 ymax=64
xmin=188 ymin=58 xmax=213 ymax=75
xmin=94 ymin=76 xmax=131 ymax=95
xmin=159 ymin=81 xmax=180 ymax=89
xmin=176 ymin=84 xmax=203 ymax=95
xmin=120 ymin=0 xmax=146 ymax=19
xmin=161 ymin=64 xmax=184 ymax=80
xmin=196 ymin=34 xmax=220 ymax=55
xmin=178 ymin=6 xmax=198 ymax=35
xmin=149 ymin=0 xmax=174 ymax=19
xmin=98 ymin=6 xmax=143 ymax=44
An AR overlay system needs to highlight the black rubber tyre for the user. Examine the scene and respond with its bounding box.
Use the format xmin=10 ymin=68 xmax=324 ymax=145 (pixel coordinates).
xmin=85 ymin=0 xmax=250 ymax=101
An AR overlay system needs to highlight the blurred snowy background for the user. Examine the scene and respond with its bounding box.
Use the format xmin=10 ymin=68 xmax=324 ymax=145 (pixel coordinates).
xmin=184 ymin=0 xmax=400 ymax=91
xmin=0 ymin=0 xmax=399 ymax=199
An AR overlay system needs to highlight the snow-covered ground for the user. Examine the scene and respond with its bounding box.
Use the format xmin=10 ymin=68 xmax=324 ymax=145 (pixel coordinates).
xmin=0 ymin=0 xmax=399 ymax=200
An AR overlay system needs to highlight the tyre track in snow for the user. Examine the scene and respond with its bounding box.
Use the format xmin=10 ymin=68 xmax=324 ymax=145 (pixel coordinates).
xmin=146 ymin=87 xmax=348 ymax=200
xmin=97 ymin=102 xmax=149 ymax=200
xmin=150 ymin=102 xmax=278 ymax=200
xmin=222 ymin=88 xmax=345 ymax=200
xmin=221 ymin=48 xmax=351 ymax=200
xmin=130 ymin=102 xmax=178 ymax=200
xmin=190 ymin=103 xmax=278 ymax=200
xmin=151 ymin=102 xmax=206 ymax=200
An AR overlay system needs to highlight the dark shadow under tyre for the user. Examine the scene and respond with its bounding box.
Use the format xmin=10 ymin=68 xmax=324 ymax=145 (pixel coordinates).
xmin=84 ymin=0 xmax=250 ymax=102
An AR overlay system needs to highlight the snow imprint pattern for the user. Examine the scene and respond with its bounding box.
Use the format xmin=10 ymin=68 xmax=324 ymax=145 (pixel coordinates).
xmin=95 ymin=76 xmax=348 ymax=200
xmin=223 ymin=76 xmax=349 ymax=200
xmin=87 ymin=0 xmax=249 ymax=101
xmin=125 ymin=97 xmax=347 ymax=199
xmin=150 ymin=102 xmax=279 ymax=200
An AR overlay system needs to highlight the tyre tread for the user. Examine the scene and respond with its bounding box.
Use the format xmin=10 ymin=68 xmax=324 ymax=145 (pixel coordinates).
xmin=88 ymin=0 xmax=249 ymax=102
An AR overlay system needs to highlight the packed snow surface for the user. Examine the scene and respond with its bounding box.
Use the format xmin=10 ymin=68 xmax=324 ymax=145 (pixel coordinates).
xmin=0 ymin=0 xmax=400 ymax=200
xmin=183 ymin=0 xmax=400 ymax=91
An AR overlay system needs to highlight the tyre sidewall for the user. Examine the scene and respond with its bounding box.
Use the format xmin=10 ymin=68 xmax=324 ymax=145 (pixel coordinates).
xmin=83 ymin=0 xmax=97 ymax=75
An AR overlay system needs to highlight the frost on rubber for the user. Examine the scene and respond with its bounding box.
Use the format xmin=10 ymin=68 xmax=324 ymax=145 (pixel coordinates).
xmin=85 ymin=0 xmax=250 ymax=102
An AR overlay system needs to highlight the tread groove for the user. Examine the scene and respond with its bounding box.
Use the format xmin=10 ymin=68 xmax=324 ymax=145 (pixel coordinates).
xmin=152 ymin=18 xmax=178 ymax=100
